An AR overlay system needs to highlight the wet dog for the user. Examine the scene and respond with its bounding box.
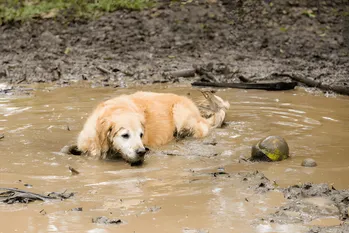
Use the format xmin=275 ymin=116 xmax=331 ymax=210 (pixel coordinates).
xmin=77 ymin=91 xmax=229 ymax=165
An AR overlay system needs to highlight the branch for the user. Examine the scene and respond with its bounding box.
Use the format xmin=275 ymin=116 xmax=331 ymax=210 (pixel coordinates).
xmin=274 ymin=73 xmax=349 ymax=96
xmin=191 ymin=81 xmax=297 ymax=91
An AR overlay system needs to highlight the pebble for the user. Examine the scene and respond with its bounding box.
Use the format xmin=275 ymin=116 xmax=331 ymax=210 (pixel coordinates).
xmin=301 ymin=158 xmax=317 ymax=167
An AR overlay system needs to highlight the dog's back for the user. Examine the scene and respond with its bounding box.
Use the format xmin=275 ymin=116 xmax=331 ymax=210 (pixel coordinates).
xmin=128 ymin=92 xmax=201 ymax=147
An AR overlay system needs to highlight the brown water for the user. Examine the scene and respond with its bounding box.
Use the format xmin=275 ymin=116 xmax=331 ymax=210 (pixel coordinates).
xmin=1 ymin=85 xmax=349 ymax=233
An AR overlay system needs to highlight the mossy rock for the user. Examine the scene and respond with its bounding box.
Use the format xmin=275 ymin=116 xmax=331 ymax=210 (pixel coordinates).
xmin=251 ymin=136 xmax=289 ymax=162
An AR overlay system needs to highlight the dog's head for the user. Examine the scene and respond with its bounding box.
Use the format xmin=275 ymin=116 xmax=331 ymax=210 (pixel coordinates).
xmin=97 ymin=112 xmax=147 ymax=165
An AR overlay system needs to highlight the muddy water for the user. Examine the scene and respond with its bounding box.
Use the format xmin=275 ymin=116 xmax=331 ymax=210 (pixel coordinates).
xmin=1 ymin=85 xmax=349 ymax=233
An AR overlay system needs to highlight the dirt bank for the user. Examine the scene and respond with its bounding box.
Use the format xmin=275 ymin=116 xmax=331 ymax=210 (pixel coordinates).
xmin=0 ymin=0 xmax=348 ymax=94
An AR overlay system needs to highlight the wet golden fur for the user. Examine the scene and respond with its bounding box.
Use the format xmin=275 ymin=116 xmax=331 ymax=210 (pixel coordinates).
xmin=77 ymin=91 xmax=228 ymax=163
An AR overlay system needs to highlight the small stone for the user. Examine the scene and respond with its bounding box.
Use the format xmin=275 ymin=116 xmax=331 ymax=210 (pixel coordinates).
xmin=92 ymin=216 xmax=122 ymax=225
xmin=301 ymin=158 xmax=317 ymax=167
xmin=147 ymin=206 xmax=161 ymax=212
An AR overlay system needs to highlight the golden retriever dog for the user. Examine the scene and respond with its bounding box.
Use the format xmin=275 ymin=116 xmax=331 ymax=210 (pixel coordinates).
xmin=77 ymin=91 xmax=229 ymax=165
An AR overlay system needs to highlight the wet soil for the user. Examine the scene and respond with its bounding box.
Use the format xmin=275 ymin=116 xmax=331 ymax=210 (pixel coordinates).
xmin=0 ymin=0 xmax=348 ymax=94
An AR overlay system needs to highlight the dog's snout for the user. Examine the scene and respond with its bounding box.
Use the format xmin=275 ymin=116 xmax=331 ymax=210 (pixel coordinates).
xmin=136 ymin=148 xmax=147 ymax=157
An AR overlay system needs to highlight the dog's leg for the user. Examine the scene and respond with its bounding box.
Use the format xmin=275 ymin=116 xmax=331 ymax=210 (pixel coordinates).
xmin=173 ymin=93 xmax=229 ymax=139
xmin=77 ymin=133 xmax=104 ymax=159
xmin=173 ymin=102 xmax=217 ymax=139
xmin=77 ymin=116 xmax=111 ymax=159
xmin=201 ymin=91 xmax=229 ymax=128
xmin=206 ymin=108 xmax=226 ymax=128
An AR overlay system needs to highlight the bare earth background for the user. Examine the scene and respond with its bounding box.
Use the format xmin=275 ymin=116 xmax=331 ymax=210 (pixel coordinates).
xmin=0 ymin=0 xmax=348 ymax=93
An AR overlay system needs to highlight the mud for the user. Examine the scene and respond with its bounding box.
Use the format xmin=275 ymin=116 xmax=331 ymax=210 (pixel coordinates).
xmin=1 ymin=86 xmax=349 ymax=232
xmin=239 ymin=170 xmax=277 ymax=193
xmin=309 ymin=224 xmax=349 ymax=233
xmin=266 ymin=183 xmax=349 ymax=232
xmin=0 ymin=0 xmax=348 ymax=95
xmin=208 ymin=170 xmax=349 ymax=232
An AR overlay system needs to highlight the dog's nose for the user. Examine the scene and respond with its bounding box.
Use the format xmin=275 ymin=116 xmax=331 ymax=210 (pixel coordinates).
xmin=136 ymin=148 xmax=147 ymax=157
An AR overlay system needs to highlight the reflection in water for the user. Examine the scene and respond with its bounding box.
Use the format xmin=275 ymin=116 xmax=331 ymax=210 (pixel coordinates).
xmin=1 ymin=85 xmax=349 ymax=232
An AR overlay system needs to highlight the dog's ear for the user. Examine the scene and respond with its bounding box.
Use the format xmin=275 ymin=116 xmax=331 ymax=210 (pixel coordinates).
xmin=96 ymin=117 xmax=114 ymax=154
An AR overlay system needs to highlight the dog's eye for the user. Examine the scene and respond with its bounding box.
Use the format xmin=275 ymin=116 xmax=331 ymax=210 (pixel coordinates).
xmin=140 ymin=133 xmax=143 ymax=138
xmin=121 ymin=133 xmax=130 ymax=139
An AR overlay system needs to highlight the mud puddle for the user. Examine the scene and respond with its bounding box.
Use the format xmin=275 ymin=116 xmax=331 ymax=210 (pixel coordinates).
xmin=1 ymin=85 xmax=349 ymax=233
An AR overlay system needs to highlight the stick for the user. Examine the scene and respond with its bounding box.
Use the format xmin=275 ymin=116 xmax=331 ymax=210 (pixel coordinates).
xmin=275 ymin=73 xmax=349 ymax=96
xmin=0 ymin=188 xmax=73 ymax=204
xmin=0 ymin=188 xmax=57 ymax=202
xmin=69 ymin=166 xmax=80 ymax=175
xmin=238 ymin=75 xmax=251 ymax=83
xmin=96 ymin=66 xmax=112 ymax=75
xmin=165 ymin=69 xmax=196 ymax=78
xmin=192 ymin=81 xmax=297 ymax=91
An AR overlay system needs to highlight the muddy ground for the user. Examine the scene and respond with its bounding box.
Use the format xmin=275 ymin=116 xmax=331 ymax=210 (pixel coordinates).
xmin=238 ymin=171 xmax=349 ymax=233
xmin=1 ymin=0 xmax=349 ymax=232
xmin=0 ymin=0 xmax=348 ymax=94
xmin=198 ymin=169 xmax=349 ymax=232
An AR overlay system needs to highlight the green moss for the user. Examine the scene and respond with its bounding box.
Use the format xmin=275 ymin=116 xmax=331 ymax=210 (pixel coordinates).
xmin=279 ymin=27 xmax=288 ymax=32
xmin=92 ymin=0 xmax=154 ymax=12
xmin=0 ymin=0 xmax=155 ymax=24
xmin=261 ymin=148 xmax=288 ymax=161
xmin=302 ymin=9 xmax=316 ymax=18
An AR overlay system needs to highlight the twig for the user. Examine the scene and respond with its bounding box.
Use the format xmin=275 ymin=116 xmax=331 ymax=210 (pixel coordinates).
xmin=17 ymin=77 xmax=26 ymax=84
xmin=0 ymin=188 xmax=56 ymax=202
xmin=0 ymin=188 xmax=74 ymax=204
xmin=165 ymin=69 xmax=196 ymax=78
xmin=69 ymin=166 xmax=80 ymax=175
xmin=194 ymin=66 xmax=219 ymax=82
xmin=273 ymin=72 xmax=320 ymax=87
xmin=274 ymin=72 xmax=349 ymax=96
xmin=96 ymin=66 xmax=112 ymax=75
xmin=192 ymin=81 xmax=297 ymax=91
xmin=39 ymin=209 xmax=47 ymax=215
xmin=238 ymin=75 xmax=251 ymax=83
